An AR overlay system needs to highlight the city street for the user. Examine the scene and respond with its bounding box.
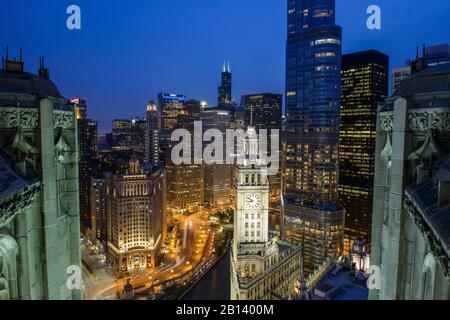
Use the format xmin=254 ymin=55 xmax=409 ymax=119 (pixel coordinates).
xmin=82 ymin=209 xmax=223 ymax=300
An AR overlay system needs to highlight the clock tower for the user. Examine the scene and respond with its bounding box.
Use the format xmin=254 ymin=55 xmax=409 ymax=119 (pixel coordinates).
xmin=230 ymin=125 xmax=302 ymax=300
xmin=233 ymin=126 xmax=269 ymax=244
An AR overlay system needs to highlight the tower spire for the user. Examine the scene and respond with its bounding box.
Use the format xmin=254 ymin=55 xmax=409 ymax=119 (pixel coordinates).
xmin=227 ymin=59 xmax=231 ymax=73
xmin=223 ymin=60 xmax=226 ymax=73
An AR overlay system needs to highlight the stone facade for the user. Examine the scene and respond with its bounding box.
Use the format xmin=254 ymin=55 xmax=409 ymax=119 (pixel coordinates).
xmin=370 ymin=63 xmax=450 ymax=300
xmin=0 ymin=64 xmax=82 ymax=299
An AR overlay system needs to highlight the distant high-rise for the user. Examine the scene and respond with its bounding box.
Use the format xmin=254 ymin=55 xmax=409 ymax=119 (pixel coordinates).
xmin=201 ymin=108 xmax=232 ymax=208
xmin=283 ymin=0 xmax=345 ymax=274
xmin=112 ymin=119 xmax=131 ymax=148
xmin=91 ymin=177 xmax=108 ymax=240
xmin=73 ymin=98 xmax=98 ymax=222
xmin=241 ymin=93 xmax=283 ymax=207
xmin=164 ymin=97 xmax=204 ymax=215
xmin=218 ymin=61 xmax=232 ymax=107
xmin=392 ymin=66 xmax=411 ymax=95
xmin=339 ymin=50 xmax=389 ymax=253
xmin=130 ymin=116 xmax=146 ymax=151
xmin=158 ymin=93 xmax=186 ymax=166
xmin=145 ymin=101 xmax=160 ymax=169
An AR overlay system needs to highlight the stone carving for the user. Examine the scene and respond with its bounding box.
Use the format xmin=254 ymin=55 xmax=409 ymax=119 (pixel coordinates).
xmin=55 ymin=133 xmax=72 ymax=164
xmin=19 ymin=110 xmax=38 ymax=128
xmin=409 ymin=112 xmax=429 ymax=131
xmin=380 ymin=111 xmax=450 ymax=133
xmin=54 ymin=111 xmax=73 ymax=129
xmin=409 ymin=111 xmax=450 ymax=132
xmin=0 ymin=183 xmax=40 ymax=229
xmin=11 ymin=129 xmax=38 ymax=156
xmin=380 ymin=133 xmax=392 ymax=165
xmin=408 ymin=130 xmax=444 ymax=162
xmin=0 ymin=108 xmax=39 ymax=129
xmin=380 ymin=112 xmax=393 ymax=132
xmin=404 ymin=195 xmax=450 ymax=278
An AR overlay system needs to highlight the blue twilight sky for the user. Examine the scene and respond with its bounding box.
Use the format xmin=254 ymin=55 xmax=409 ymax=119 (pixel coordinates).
xmin=1 ymin=0 xmax=450 ymax=133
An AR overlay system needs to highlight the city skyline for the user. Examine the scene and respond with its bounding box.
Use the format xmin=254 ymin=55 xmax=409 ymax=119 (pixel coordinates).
xmin=1 ymin=0 xmax=450 ymax=132
xmin=1 ymin=0 xmax=450 ymax=304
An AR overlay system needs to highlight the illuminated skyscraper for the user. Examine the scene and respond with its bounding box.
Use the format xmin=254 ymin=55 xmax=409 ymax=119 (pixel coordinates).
xmin=201 ymin=108 xmax=232 ymax=209
xmin=339 ymin=50 xmax=389 ymax=253
xmin=158 ymin=93 xmax=186 ymax=166
xmin=73 ymin=98 xmax=98 ymax=222
xmin=164 ymin=97 xmax=204 ymax=215
xmin=283 ymin=0 xmax=345 ymax=274
xmin=145 ymin=101 xmax=160 ymax=169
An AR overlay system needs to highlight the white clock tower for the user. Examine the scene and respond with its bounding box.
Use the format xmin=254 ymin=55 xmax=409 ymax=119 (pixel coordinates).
xmin=233 ymin=126 xmax=269 ymax=244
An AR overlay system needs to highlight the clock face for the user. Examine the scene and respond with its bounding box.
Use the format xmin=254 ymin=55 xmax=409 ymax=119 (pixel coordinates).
xmin=246 ymin=194 xmax=260 ymax=209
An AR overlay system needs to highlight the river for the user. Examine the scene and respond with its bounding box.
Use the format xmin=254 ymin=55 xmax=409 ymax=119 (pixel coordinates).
xmin=183 ymin=248 xmax=230 ymax=300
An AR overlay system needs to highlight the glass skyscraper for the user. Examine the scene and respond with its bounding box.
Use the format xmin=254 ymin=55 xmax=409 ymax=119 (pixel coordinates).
xmin=283 ymin=0 xmax=345 ymax=274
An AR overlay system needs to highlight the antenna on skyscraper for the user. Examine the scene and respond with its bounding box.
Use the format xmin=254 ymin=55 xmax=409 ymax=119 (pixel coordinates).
xmin=227 ymin=59 xmax=231 ymax=73
xmin=223 ymin=60 xmax=226 ymax=72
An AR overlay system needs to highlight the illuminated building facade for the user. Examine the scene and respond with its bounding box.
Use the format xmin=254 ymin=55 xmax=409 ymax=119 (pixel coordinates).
xmin=145 ymin=101 xmax=160 ymax=169
xmin=201 ymin=108 xmax=232 ymax=208
xmin=230 ymin=126 xmax=301 ymax=300
xmin=107 ymin=162 xmax=165 ymax=272
xmin=91 ymin=177 xmax=108 ymax=241
xmin=241 ymin=93 xmax=283 ymax=207
xmin=130 ymin=116 xmax=146 ymax=151
xmin=165 ymin=98 xmax=204 ymax=214
xmin=73 ymin=98 xmax=98 ymax=222
xmin=370 ymin=60 xmax=450 ymax=300
xmin=339 ymin=50 xmax=389 ymax=253
xmin=0 ymin=55 xmax=81 ymax=299
xmin=158 ymin=93 xmax=186 ymax=166
xmin=283 ymin=0 xmax=344 ymax=274
xmin=112 ymin=119 xmax=132 ymax=148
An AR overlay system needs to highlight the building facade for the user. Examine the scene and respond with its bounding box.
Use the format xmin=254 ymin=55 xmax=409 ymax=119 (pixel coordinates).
xmin=231 ymin=126 xmax=301 ymax=300
xmin=339 ymin=50 xmax=389 ymax=253
xmin=90 ymin=177 xmax=108 ymax=241
xmin=107 ymin=164 xmax=165 ymax=272
xmin=0 ymin=56 xmax=82 ymax=299
xmin=73 ymin=98 xmax=98 ymax=222
xmin=163 ymin=97 xmax=204 ymax=215
xmin=283 ymin=0 xmax=345 ymax=274
xmin=201 ymin=108 xmax=233 ymax=209
xmin=145 ymin=101 xmax=160 ymax=169
xmin=370 ymin=61 xmax=450 ymax=300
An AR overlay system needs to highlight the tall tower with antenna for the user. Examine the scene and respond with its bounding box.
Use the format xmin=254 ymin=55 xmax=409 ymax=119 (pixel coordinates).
xmin=218 ymin=59 xmax=232 ymax=107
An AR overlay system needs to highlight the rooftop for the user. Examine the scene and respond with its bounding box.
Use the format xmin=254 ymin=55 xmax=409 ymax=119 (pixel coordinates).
xmin=311 ymin=265 xmax=368 ymax=300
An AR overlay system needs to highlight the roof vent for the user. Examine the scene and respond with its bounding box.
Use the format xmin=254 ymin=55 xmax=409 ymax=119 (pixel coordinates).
xmin=2 ymin=46 xmax=24 ymax=74
xmin=38 ymin=55 xmax=50 ymax=79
